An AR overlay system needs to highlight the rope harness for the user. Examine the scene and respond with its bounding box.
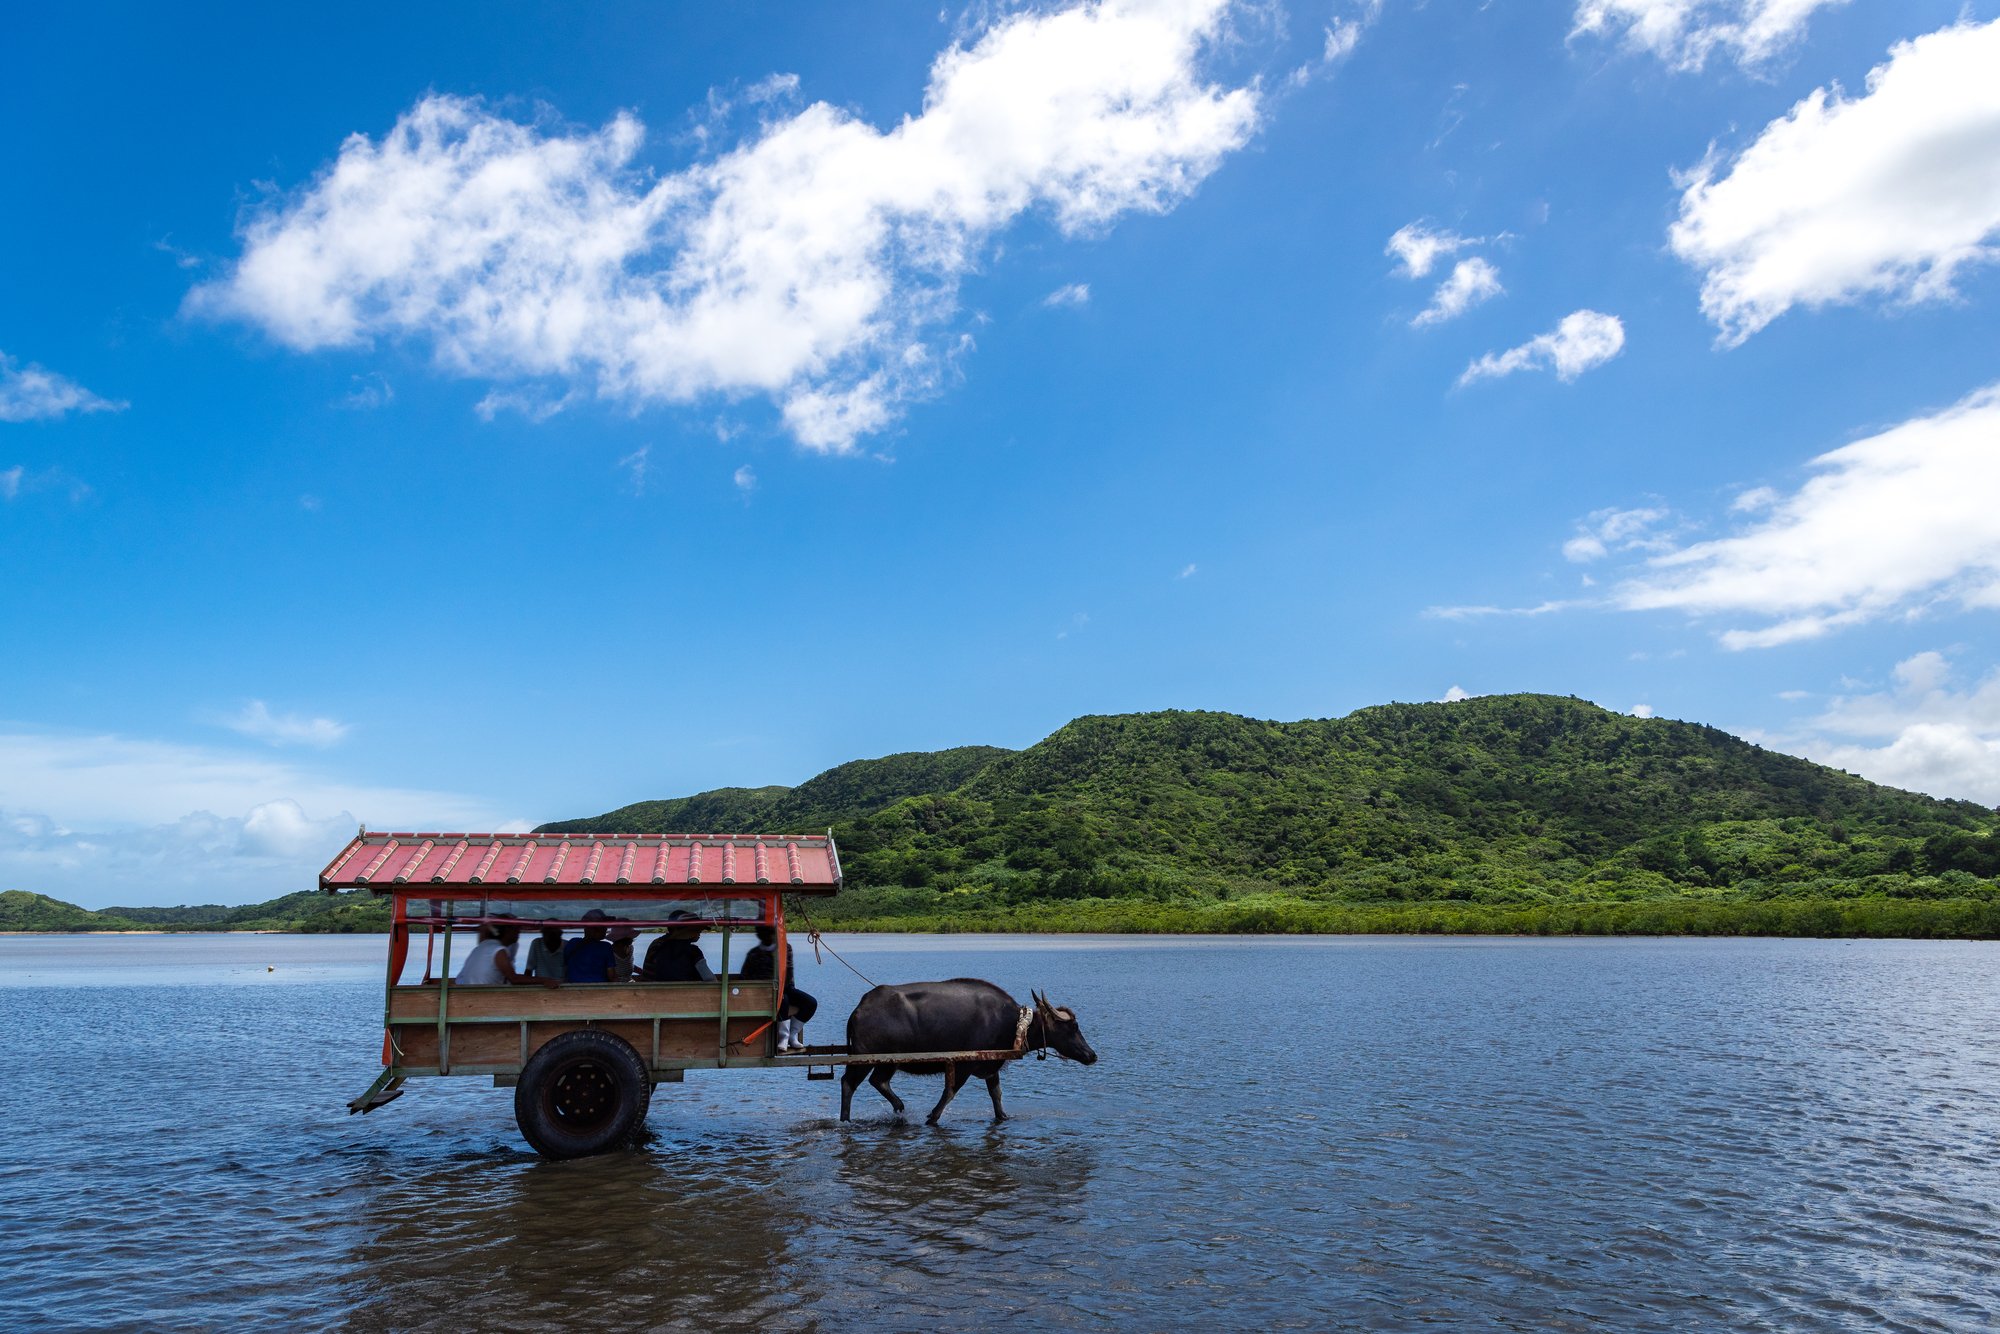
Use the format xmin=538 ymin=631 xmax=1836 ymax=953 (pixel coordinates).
xmin=787 ymin=897 xmax=880 ymax=988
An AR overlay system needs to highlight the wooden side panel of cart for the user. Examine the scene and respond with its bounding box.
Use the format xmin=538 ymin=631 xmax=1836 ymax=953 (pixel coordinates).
xmin=388 ymin=980 xmax=780 ymax=1076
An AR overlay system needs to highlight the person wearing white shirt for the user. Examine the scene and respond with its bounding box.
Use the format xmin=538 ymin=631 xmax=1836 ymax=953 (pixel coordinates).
xmin=455 ymin=923 xmax=556 ymax=987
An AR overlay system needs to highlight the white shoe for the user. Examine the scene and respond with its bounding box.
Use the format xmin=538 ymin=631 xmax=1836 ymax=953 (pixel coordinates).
xmin=788 ymin=1021 xmax=807 ymax=1051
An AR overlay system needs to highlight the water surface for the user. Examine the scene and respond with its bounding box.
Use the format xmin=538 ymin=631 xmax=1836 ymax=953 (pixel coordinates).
xmin=2 ymin=933 xmax=1997 ymax=1330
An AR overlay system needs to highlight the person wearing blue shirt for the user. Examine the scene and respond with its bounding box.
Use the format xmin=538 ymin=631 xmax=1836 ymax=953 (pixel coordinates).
xmin=563 ymin=909 xmax=617 ymax=983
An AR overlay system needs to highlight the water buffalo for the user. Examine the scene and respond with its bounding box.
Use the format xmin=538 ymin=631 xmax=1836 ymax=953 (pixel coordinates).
xmin=840 ymin=979 xmax=1097 ymax=1124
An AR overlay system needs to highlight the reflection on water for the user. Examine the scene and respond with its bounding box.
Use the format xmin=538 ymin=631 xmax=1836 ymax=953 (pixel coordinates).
xmin=3 ymin=934 xmax=2000 ymax=1330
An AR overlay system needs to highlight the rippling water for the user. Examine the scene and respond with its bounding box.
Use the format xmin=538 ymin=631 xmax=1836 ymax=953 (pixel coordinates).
xmin=4 ymin=933 xmax=1999 ymax=1330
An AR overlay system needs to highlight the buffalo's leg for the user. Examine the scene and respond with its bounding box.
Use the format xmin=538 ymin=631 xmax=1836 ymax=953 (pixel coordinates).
xmin=840 ymin=1066 xmax=865 ymax=1121
xmin=985 ymin=1072 xmax=1007 ymax=1122
xmin=926 ymin=1066 xmax=968 ymax=1125
xmin=869 ymin=1066 xmax=906 ymax=1116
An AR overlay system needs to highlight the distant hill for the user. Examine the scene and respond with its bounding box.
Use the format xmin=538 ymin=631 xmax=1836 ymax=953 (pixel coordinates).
xmin=540 ymin=745 xmax=1013 ymax=834
xmin=13 ymin=696 xmax=1999 ymax=937
xmin=3 ymin=889 xmax=387 ymax=933
xmin=543 ymin=695 xmax=2000 ymax=932
xmin=0 ymin=891 xmax=143 ymax=932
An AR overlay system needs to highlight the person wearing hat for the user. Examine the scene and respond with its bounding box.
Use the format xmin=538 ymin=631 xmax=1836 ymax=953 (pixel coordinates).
xmin=640 ymin=909 xmax=716 ymax=982
xmin=736 ymin=924 xmax=817 ymax=1051
xmin=562 ymin=908 xmax=618 ymax=983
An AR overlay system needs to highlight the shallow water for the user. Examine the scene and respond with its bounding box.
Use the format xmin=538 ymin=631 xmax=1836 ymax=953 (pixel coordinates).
xmin=3 ymin=933 xmax=1998 ymax=1330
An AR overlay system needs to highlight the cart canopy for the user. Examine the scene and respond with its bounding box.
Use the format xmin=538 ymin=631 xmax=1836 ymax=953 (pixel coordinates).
xmin=319 ymin=831 xmax=842 ymax=895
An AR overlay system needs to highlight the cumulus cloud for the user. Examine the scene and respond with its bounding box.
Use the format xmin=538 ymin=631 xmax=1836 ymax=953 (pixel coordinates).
xmin=1413 ymin=257 xmax=1502 ymax=327
xmin=223 ymin=701 xmax=350 ymax=748
xmin=0 ymin=353 xmax=126 ymax=423
xmin=1631 ymin=703 xmax=1655 ymax=718
xmin=191 ymin=0 xmax=1260 ymax=453
xmin=1459 ymin=310 xmax=1624 ymax=385
xmin=1441 ymin=685 xmax=1472 ymax=702
xmin=1573 ymin=0 xmax=1847 ymax=71
xmin=0 ymin=466 xmax=19 ymax=500
xmin=1386 ymin=222 xmax=1476 ymax=279
xmin=1671 ymin=19 xmax=2000 ymax=346
xmin=732 ymin=464 xmax=756 ymax=493
xmin=1612 ymin=381 xmax=2000 ymax=649
xmin=1782 ymin=651 xmax=2000 ymax=804
xmin=0 ymin=729 xmax=506 ymax=905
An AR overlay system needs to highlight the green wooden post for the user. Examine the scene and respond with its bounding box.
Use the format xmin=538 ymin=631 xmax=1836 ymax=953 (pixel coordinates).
xmin=437 ymin=906 xmax=454 ymax=1074
xmin=716 ymin=923 xmax=732 ymax=1066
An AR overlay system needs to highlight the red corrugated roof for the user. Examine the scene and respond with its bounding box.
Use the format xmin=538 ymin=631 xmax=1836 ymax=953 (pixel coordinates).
xmin=319 ymin=832 xmax=842 ymax=894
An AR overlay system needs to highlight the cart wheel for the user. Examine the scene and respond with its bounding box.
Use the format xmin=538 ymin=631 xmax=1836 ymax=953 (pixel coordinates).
xmin=514 ymin=1030 xmax=651 ymax=1159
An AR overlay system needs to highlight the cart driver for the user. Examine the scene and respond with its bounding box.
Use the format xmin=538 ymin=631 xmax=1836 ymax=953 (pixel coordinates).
xmin=640 ymin=910 xmax=716 ymax=982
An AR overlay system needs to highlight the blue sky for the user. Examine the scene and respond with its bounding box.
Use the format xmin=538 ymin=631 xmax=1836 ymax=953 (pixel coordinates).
xmin=7 ymin=0 xmax=2000 ymax=905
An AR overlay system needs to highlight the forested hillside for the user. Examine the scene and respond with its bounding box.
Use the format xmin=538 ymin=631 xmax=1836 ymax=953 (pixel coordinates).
xmin=546 ymin=695 xmax=2000 ymax=934
xmin=14 ymin=696 xmax=1998 ymax=937
xmin=0 ymin=889 xmax=387 ymax=933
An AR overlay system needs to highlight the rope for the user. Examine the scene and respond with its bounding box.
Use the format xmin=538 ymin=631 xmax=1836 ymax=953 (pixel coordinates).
xmin=786 ymin=897 xmax=880 ymax=988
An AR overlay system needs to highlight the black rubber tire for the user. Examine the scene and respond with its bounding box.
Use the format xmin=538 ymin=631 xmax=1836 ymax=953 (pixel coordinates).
xmin=513 ymin=1030 xmax=651 ymax=1159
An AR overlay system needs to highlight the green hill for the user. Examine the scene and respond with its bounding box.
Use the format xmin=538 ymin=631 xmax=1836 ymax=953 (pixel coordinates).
xmin=0 ymin=891 xmax=143 ymax=932
xmin=545 ymin=695 xmax=2000 ymax=936
xmin=6 ymin=889 xmax=388 ymax=934
xmin=540 ymin=745 xmax=1012 ymax=834
xmin=14 ymin=696 xmax=2000 ymax=937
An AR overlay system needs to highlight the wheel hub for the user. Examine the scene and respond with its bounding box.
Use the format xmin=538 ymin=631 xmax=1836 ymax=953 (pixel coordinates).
xmin=548 ymin=1059 xmax=617 ymax=1130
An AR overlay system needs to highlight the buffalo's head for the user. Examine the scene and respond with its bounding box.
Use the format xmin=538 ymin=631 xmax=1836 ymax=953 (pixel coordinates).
xmin=1033 ymin=990 xmax=1098 ymax=1065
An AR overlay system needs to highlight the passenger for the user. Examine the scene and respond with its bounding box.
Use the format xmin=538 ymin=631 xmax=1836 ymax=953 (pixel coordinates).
xmin=455 ymin=923 xmax=557 ymax=987
xmin=562 ymin=908 xmax=618 ymax=984
xmin=523 ymin=924 xmax=565 ymax=981
xmin=737 ymin=925 xmax=818 ymax=1051
xmin=640 ymin=909 xmax=716 ymax=982
xmin=608 ymin=922 xmax=639 ymax=982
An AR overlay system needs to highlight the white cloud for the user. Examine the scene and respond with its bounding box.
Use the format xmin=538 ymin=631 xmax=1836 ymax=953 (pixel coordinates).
xmin=1043 ymin=282 xmax=1092 ymax=308
xmin=1178 ymin=562 xmax=1198 ymax=579
xmin=1412 ymin=257 xmax=1502 ymax=327
xmin=1612 ymin=381 xmax=2000 ymax=649
xmin=618 ymin=445 xmax=651 ymax=495
xmin=1386 ymin=222 xmax=1476 ymax=279
xmin=1426 ymin=600 xmax=1576 ymax=620
xmin=1573 ymin=0 xmax=1847 ymax=71
xmin=0 ymin=729 xmax=508 ymax=906
xmin=1671 ymin=19 xmax=2000 ymax=346
xmin=0 ymin=466 xmax=19 ymax=500
xmin=191 ymin=0 xmax=1260 ymax=453
xmin=1631 ymin=703 xmax=1655 ymax=718
xmin=1562 ymin=505 xmax=1670 ymax=563
xmin=223 ymin=701 xmax=350 ymax=748
xmin=0 ymin=352 xmax=126 ymax=423
xmin=338 ymin=372 xmax=394 ymax=409
xmin=733 ymin=464 xmax=756 ymax=493
xmin=1459 ymin=310 xmax=1624 ymax=385
xmin=1731 ymin=485 xmax=1778 ymax=512
xmin=1441 ymin=685 xmax=1472 ymax=702
xmin=1779 ymin=651 xmax=2000 ymax=804
xmin=1324 ymin=0 xmax=1385 ymax=65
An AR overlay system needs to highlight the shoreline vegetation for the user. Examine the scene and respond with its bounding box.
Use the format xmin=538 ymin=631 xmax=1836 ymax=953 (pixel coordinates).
xmin=4 ymin=890 xmax=1998 ymax=940
xmin=11 ymin=695 xmax=2000 ymax=941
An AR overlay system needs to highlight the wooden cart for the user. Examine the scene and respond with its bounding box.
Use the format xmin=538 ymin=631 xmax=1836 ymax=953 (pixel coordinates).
xmin=322 ymin=830 xmax=1027 ymax=1157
